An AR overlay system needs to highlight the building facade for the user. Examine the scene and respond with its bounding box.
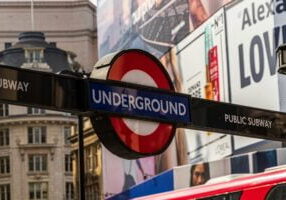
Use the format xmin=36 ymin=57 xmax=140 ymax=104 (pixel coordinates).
xmin=0 ymin=0 xmax=97 ymax=199
xmin=0 ymin=104 xmax=77 ymax=200
xmin=71 ymin=118 xmax=102 ymax=200
xmin=0 ymin=0 xmax=97 ymax=72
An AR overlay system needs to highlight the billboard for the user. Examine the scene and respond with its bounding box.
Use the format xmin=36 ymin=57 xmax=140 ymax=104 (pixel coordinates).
xmin=109 ymin=148 xmax=286 ymax=199
xmin=226 ymin=0 xmax=280 ymax=110
xmin=225 ymin=0 xmax=286 ymax=150
xmin=102 ymin=147 xmax=156 ymax=199
xmin=173 ymin=148 xmax=285 ymax=190
xmin=97 ymin=0 xmax=233 ymax=58
xmin=176 ymin=8 xmax=232 ymax=164
xmin=97 ymin=0 xmax=190 ymax=58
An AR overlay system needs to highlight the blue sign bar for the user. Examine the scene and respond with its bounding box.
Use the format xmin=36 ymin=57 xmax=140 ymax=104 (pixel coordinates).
xmin=88 ymin=81 xmax=190 ymax=124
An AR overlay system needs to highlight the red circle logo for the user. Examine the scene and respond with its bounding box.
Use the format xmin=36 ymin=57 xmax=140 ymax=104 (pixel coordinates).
xmin=91 ymin=49 xmax=176 ymax=159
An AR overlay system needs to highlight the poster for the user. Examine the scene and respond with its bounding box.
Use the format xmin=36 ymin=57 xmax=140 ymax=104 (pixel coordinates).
xmin=176 ymin=8 xmax=232 ymax=164
xmin=225 ymin=0 xmax=286 ymax=150
xmin=102 ymin=147 xmax=155 ymax=199
xmin=173 ymin=148 xmax=286 ymax=190
xmin=97 ymin=0 xmax=233 ymax=58
xmin=108 ymin=147 xmax=286 ymax=198
xmin=97 ymin=0 xmax=190 ymax=58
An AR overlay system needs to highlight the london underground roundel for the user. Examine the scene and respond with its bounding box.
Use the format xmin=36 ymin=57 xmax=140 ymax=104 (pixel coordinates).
xmin=90 ymin=49 xmax=176 ymax=159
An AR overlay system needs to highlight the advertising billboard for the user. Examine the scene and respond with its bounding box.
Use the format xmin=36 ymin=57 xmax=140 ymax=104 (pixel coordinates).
xmin=176 ymin=8 xmax=232 ymax=164
xmin=97 ymin=0 xmax=233 ymax=58
xmin=108 ymin=148 xmax=286 ymax=199
xmin=226 ymin=0 xmax=280 ymax=110
xmin=225 ymin=0 xmax=286 ymax=150
xmin=102 ymin=147 xmax=156 ymax=199
xmin=97 ymin=0 xmax=190 ymax=58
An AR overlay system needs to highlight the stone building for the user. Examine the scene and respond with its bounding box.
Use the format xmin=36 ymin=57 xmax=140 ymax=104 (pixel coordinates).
xmin=0 ymin=104 xmax=77 ymax=200
xmin=0 ymin=0 xmax=97 ymax=199
xmin=70 ymin=118 xmax=102 ymax=200
xmin=0 ymin=0 xmax=97 ymax=72
xmin=0 ymin=31 xmax=79 ymax=200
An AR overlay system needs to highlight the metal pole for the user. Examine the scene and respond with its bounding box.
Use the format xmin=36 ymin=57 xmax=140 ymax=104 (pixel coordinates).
xmin=78 ymin=115 xmax=85 ymax=200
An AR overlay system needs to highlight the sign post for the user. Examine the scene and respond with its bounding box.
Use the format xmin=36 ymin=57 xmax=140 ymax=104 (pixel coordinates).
xmin=78 ymin=115 xmax=85 ymax=200
xmin=0 ymin=50 xmax=286 ymax=159
xmin=88 ymin=50 xmax=190 ymax=158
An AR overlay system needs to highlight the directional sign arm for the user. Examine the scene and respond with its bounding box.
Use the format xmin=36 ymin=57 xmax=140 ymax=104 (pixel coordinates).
xmin=0 ymin=65 xmax=85 ymax=113
xmin=1 ymin=64 xmax=286 ymax=144
xmin=188 ymin=98 xmax=286 ymax=142
xmin=88 ymin=79 xmax=286 ymax=142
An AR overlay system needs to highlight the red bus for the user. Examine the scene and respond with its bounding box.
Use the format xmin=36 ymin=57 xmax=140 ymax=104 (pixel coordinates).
xmin=134 ymin=167 xmax=286 ymax=200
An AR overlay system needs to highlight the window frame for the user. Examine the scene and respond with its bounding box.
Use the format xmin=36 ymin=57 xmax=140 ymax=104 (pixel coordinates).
xmin=29 ymin=182 xmax=48 ymax=200
xmin=0 ymin=156 xmax=10 ymax=175
xmin=28 ymin=154 xmax=48 ymax=172
xmin=28 ymin=127 xmax=47 ymax=144
xmin=0 ymin=104 xmax=9 ymax=117
xmin=4 ymin=42 xmax=12 ymax=50
xmin=0 ymin=184 xmax=10 ymax=200
xmin=65 ymin=182 xmax=74 ymax=200
xmin=64 ymin=126 xmax=71 ymax=145
xmin=0 ymin=128 xmax=9 ymax=147
xmin=265 ymin=183 xmax=286 ymax=200
xmin=27 ymin=107 xmax=45 ymax=115
xmin=24 ymin=48 xmax=44 ymax=63
xmin=197 ymin=191 xmax=242 ymax=200
xmin=65 ymin=154 xmax=73 ymax=173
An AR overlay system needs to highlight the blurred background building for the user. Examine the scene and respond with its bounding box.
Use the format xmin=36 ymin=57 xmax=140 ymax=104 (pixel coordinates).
xmin=0 ymin=0 xmax=97 ymax=72
xmin=70 ymin=118 xmax=102 ymax=200
xmin=0 ymin=0 xmax=97 ymax=199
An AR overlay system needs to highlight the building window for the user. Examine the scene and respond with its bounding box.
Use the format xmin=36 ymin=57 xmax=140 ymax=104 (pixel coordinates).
xmin=86 ymin=184 xmax=99 ymax=200
xmin=28 ymin=127 xmax=46 ymax=144
xmin=29 ymin=182 xmax=48 ymax=200
xmin=49 ymin=42 xmax=56 ymax=47
xmin=25 ymin=48 xmax=44 ymax=63
xmin=0 ymin=157 xmax=10 ymax=174
xmin=86 ymin=146 xmax=92 ymax=172
xmin=65 ymin=182 xmax=74 ymax=200
xmin=85 ymin=145 xmax=98 ymax=172
xmin=27 ymin=107 xmax=45 ymax=115
xmin=0 ymin=184 xmax=10 ymax=200
xmin=4 ymin=42 xmax=12 ymax=50
xmin=65 ymin=154 xmax=73 ymax=173
xmin=28 ymin=155 xmax=47 ymax=172
xmin=0 ymin=104 xmax=8 ymax=117
xmin=0 ymin=129 xmax=9 ymax=146
xmin=64 ymin=127 xmax=71 ymax=145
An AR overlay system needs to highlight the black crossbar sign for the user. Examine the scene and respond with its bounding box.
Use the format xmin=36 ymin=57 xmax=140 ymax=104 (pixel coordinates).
xmin=0 ymin=64 xmax=286 ymax=142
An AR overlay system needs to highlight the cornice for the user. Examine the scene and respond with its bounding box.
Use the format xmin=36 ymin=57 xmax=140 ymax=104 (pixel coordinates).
xmin=0 ymin=1 xmax=96 ymax=11
xmin=70 ymin=131 xmax=99 ymax=145
xmin=0 ymin=29 xmax=97 ymax=39
xmin=0 ymin=114 xmax=77 ymax=126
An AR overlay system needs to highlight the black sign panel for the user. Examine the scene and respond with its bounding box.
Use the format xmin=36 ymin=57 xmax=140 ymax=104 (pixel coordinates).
xmin=2 ymin=64 xmax=286 ymax=146
xmin=0 ymin=65 xmax=84 ymax=113
xmin=189 ymin=98 xmax=286 ymax=142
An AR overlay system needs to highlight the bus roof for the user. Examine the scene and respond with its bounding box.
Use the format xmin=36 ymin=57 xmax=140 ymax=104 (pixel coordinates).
xmin=134 ymin=168 xmax=286 ymax=200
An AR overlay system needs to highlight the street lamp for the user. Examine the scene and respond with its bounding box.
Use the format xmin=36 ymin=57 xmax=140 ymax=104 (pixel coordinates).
xmin=277 ymin=44 xmax=286 ymax=75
